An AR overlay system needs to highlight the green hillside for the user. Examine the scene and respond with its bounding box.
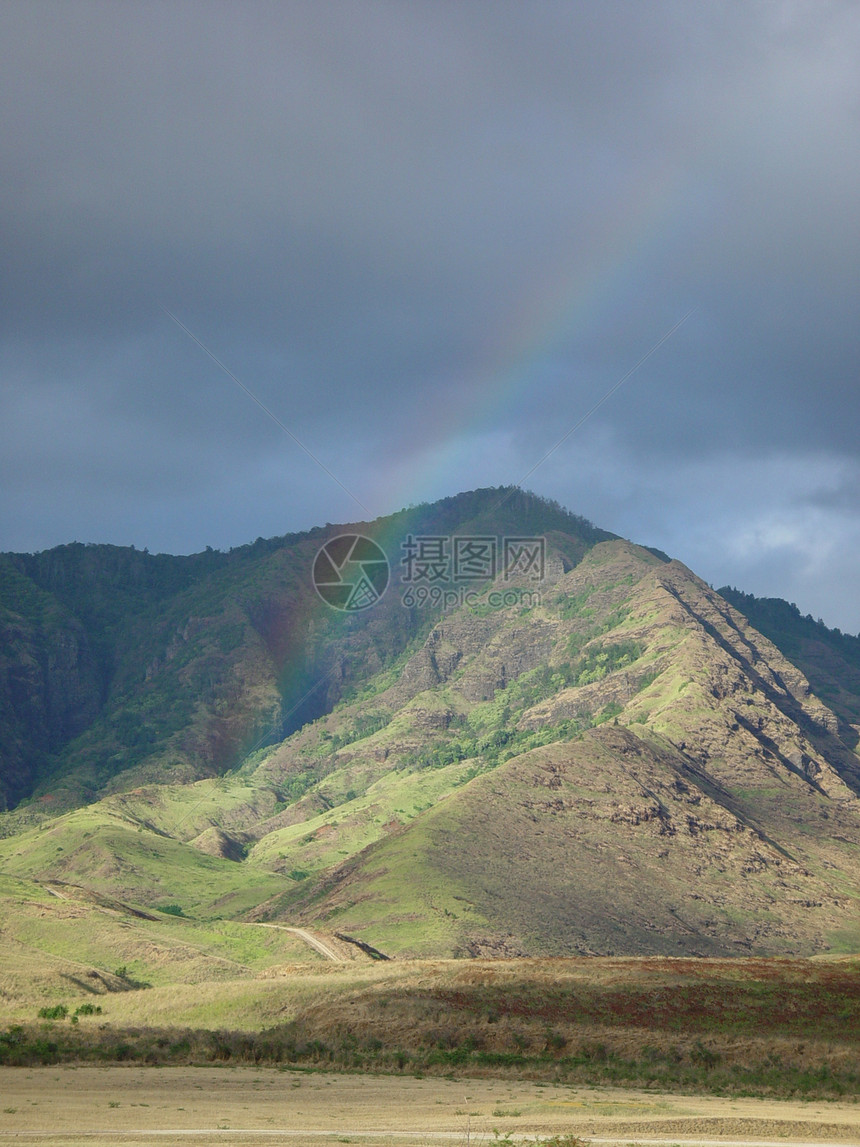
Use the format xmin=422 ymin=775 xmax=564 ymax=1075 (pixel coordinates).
xmin=2 ymin=489 xmax=860 ymax=975
xmin=0 ymin=804 xmax=288 ymax=916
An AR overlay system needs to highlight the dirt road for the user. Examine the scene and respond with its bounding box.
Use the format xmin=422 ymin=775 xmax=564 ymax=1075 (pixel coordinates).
xmin=248 ymin=922 xmax=345 ymax=961
xmin=1 ymin=1067 xmax=858 ymax=1146
xmin=0 ymin=1134 xmax=852 ymax=1145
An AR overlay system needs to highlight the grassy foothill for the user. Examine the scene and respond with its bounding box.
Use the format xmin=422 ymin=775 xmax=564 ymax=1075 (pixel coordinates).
xmin=2 ymin=954 xmax=859 ymax=1100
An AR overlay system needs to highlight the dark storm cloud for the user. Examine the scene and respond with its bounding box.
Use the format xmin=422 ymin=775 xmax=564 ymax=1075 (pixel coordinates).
xmin=1 ymin=1 xmax=859 ymax=627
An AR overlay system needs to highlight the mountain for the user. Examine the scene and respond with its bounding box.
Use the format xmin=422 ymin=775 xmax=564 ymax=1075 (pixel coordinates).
xmin=0 ymin=489 xmax=608 ymax=816
xmin=1 ymin=488 xmax=859 ymax=960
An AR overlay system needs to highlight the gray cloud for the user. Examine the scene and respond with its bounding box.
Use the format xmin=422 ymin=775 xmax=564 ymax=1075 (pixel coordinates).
xmin=1 ymin=0 xmax=859 ymax=628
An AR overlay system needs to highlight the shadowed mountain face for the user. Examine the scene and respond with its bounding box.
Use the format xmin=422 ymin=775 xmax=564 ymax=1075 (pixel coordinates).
xmin=0 ymin=489 xmax=609 ymax=815
xmin=1 ymin=489 xmax=859 ymax=958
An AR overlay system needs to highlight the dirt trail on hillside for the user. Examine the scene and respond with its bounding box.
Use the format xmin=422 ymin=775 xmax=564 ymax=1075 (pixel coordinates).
xmin=248 ymin=922 xmax=345 ymax=961
xmin=42 ymin=884 xmax=69 ymax=900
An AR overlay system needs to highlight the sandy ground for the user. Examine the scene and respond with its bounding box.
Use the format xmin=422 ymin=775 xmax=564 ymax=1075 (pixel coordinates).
xmin=0 ymin=1066 xmax=858 ymax=1146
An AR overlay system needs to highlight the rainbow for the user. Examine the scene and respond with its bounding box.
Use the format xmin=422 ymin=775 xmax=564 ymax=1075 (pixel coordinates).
xmin=367 ymin=161 xmax=690 ymax=511
xmin=210 ymin=164 xmax=691 ymax=770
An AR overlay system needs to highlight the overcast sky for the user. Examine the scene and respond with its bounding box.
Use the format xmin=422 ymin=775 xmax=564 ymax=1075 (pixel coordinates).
xmin=2 ymin=1 xmax=859 ymax=630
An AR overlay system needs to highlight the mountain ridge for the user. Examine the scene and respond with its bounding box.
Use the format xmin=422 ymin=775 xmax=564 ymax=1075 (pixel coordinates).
xmin=1 ymin=489 xmax=859 ymax=959
xmin=0 ymin=488 xmax=609 ymax=813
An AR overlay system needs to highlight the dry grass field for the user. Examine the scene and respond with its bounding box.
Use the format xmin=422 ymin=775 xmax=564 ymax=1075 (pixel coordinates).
xmin=3 ymin=954 xmax=860 ymax=1107
xmin=3 ymin=891 xmax=859 ymax=1144
xmin=1 ymin=1065 xmax=860 ymax=1146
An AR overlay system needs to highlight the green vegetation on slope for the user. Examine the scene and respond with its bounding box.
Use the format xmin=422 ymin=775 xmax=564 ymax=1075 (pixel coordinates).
xmin=2 ymin=956 xmax=859 ymax=1099
xmin=0 ymin=807 xmax=288 ymax=916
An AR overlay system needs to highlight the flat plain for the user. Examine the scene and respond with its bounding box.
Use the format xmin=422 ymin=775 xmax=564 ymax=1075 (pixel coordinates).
xmin=1 ymin=1065 xmax=860 ymax=1146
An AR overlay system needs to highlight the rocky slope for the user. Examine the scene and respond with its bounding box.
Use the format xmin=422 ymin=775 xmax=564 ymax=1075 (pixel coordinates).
xmin=242 ymin=539 xmax=860 ymax=956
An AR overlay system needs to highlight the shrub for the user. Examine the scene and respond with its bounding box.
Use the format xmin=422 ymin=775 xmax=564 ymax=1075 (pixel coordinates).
xmin=37 ymin=1005 xmax=68 ymax=1021
xmin=74 ymin=1003 xmax=102 ymax=1017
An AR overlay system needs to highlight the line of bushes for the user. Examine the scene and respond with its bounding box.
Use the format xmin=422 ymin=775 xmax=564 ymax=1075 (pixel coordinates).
xmin=1 ymin=1023 xmax=857 ymax=1098
xmin=36 ymin=1003 xmax=103 ymax=1021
